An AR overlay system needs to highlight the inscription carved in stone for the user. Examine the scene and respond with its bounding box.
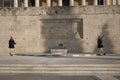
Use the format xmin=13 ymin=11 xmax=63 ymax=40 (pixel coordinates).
xmin=40 ymin=19 xmax=83 ymax=39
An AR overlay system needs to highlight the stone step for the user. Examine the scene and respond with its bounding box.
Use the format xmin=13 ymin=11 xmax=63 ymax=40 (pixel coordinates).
xmin=0 ymin=64 xmax=120 ymax=74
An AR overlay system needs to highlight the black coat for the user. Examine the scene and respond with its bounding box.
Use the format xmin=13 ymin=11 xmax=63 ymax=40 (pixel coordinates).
xmin=9 ymin=39 xmax=16 ymax=48
xmin=97 ymin=39 xmax=103 ymax=48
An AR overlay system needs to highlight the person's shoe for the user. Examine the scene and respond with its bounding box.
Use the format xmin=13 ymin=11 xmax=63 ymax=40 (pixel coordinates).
xmin=103 ymin=53 xmax=106 ymax=55
xmin=10 ymin=53 xmax=13 ymax=56
xmin=97 ymin=54 xmax=101 ymax=56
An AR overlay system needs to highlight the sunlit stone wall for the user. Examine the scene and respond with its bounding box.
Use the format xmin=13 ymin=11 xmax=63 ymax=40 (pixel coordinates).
xmin=0 ymin=6 xmax=120 ymax=54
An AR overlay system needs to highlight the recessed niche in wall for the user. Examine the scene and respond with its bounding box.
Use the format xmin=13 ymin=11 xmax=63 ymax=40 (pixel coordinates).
xmin=40 ymin=19 xmax=83 ymax=39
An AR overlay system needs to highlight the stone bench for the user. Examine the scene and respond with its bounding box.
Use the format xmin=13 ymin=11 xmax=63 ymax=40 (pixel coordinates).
xmin=51 ymin=49 xmax=68 ymax=55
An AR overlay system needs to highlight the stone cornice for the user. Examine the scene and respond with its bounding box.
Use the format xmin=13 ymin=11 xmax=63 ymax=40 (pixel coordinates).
xmin=0 ymin=6 xmax=120 ymax=16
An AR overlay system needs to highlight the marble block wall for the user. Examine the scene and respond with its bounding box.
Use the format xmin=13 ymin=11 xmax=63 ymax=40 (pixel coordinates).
xmin=0 ymin=6 xmax=120 ymax=54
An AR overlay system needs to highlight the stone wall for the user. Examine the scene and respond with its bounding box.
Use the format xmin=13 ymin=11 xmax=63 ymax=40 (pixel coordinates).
xmin=0 ymin=6 xmax=120 ymax=54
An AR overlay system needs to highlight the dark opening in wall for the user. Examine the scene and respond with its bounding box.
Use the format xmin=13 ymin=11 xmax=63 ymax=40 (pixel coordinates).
xmin=62 ymin=0 xmax=70 ymax=6
xmin=58 ymin=43 xmax=63 ymax=47
xmin=29 ymin=0 xmax=35 ymax=7
xmin=4 ymin=0 xmax=11 ymax=7
xmin=98 ymin=0 xmax=104 ymax=5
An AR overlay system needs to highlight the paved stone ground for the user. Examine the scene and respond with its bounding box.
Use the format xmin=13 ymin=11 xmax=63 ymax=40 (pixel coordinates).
xmin=0 ymin=74 xmax=101 ymax=80
xmin=0 ymin=55 xmax=120 ymax=64
xmin=0 ymin=54 xmax=120 ymax=80
xmin=0 ymin=54 xmax=120 ymax=64
xmin=114 ymin=76 xmax=120 ymax=80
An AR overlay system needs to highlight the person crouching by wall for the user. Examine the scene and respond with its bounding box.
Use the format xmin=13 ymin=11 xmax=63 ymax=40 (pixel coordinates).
xmin=9 ymin=36 xmax=16 ymax=56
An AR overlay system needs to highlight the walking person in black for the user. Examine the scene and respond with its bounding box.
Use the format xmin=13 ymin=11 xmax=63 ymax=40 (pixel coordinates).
xmin=9 ymin=36 xmax=16 ymax=56
xmin=97 ymin=35 xmax=106 ymax=56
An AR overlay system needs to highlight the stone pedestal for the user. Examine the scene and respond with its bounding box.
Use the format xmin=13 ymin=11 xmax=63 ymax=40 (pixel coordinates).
xmin=51 ymin=49 xmax=68 ymax=55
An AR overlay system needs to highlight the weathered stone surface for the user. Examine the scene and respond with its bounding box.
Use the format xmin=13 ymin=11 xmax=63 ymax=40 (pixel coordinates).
xmin=0 ymin=6 xmax=119 ymax=54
